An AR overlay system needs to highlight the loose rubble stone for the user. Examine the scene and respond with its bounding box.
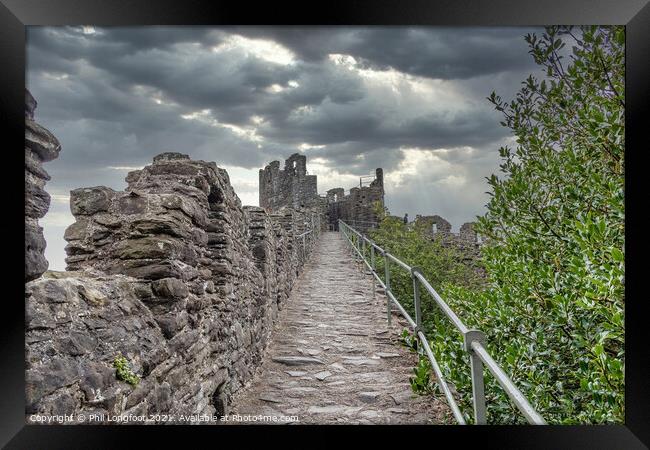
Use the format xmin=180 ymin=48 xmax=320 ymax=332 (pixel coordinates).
xmin=271 ymin=356 xmax=325 ymax=366
xmin=25 ymin=120 xmax=61 ymax=162
xmin=314 ymin=371 xmax=333 ymax=381
xmin=359 ymin=391 xmax=382 ymax=403
xmin=285 ymin=371 xmax=308 ymax=377
xmin=259 ymin=393 xmax=283 ymax=403
xmin=375 ymin=352 xmax=401 ymax=358
xmin=390 ymin=391 xmax=415 ymax=405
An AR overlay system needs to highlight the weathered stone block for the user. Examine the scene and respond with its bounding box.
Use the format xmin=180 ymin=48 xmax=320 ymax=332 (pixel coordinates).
xmin=148 ymin=162 xmax=201 ymax=177
xmin=160 ymin=194 xmax=207 ymax=227
xmin=70 ymin=186 xmax=115 ymax=215
xmin=63 ymin=330 xmax=98 ymax=356
xmin=65 ymin=241 xmax=94 ymax=256
xmin=93 ymin=213 xmax=122 ymax=228
xmin=153 ymin=152 xmax=190 ymax=162
xmin=63 ymin=217 xmax=90 ymax=242
xmin=25 ymin=177 xmax=51 ymax=219
xmin=156 ymin=311 xmax=188 ymax=339
xmin=152 ymin=278 xmax=189 ymax=300
xmin=131 ymin=216 xmax=190 ymax=239
xmin=25 ymin=88 xmax=37 ymax=119
xmin=26 ymin=357 xmax=81 ymax=407
xmin=112 ymin=236 xmax=194 ymax=263
xmin=25 ymin=148 xmax=50 ymax=180
xmin=106 ymin=259 xmax=181 ymax=280
xmin=26 ymin=222 xmax=48 ymax=282
xmin=25 ymin=119 xmax=61 ymax=162
xmin=79 ymin=361 xmax=115 ymax=402
xmin=118 ymin=192 xmax=148 ymax=215
xmin=125 ymin=169 xmax=142 ymax=184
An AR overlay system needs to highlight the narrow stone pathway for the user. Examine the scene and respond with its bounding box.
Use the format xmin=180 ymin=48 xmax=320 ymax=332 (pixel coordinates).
xmin=228 ymin=231 xmax=450 ymax=424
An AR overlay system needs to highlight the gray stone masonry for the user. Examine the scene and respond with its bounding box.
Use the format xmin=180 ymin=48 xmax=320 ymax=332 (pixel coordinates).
xmin=259 ymin=153 xmax=385 ymax=234
xmin=26 ymin=148 xmax=323 ymax=422
xmin=327 ymin=168 xmax=385 ymax=233
xmin=25 ymin=89 xmax=61 ymax=281
xmin=259 ymin=153 xmax=323 ymax=212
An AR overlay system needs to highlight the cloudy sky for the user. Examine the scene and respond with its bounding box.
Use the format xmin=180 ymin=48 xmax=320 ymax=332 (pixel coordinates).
xmin=27 ymin=26 xmax=544 ymax=271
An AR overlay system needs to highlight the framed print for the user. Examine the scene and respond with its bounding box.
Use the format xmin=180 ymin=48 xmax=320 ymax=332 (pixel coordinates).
xmin=2 ymin=0 xmax=649 ymax=447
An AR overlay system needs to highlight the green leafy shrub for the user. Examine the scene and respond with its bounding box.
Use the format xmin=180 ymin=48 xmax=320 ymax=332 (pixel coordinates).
xmin=113 ymin=355 xmax=141 ymax=386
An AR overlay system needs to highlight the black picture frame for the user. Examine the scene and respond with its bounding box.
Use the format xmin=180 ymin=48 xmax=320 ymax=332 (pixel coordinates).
xmin=2 ymin=0 xmax=649 ymax=448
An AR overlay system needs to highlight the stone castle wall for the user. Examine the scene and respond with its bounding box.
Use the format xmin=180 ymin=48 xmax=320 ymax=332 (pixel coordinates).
xmin=25 ymin=99 xmax=323 ymax=421
xmin=413 ymin=215 xmax=484 ymax=277
xmin=259 ymin=153 xmax=323 ymax=212
xmin=414 ymin=214 xmax=479 ymax=247
xmin=327 ymin=168 xmax=384 ymax=233
xmin=25 ymin=89 xmax=61 ymax=281
xmin=258 ymin=154 xmax=384 ymax=234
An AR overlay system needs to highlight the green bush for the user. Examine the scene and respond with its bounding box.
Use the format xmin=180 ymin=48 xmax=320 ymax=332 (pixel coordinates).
xmin=367 ymin=26 xmax=624 ymax=424
xmin=113 ymin=355 xmax=141 ymax=386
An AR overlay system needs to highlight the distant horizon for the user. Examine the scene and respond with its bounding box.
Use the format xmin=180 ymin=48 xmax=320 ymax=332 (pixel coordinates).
xmin=27 ymin=26 xmax=544 ymax=270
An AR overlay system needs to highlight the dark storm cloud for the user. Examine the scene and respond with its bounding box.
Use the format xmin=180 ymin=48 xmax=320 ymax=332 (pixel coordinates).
xmin=269 ymin=105 xmax=508 ymax=149
xmin=27 ymin=25 xmax=546 ymax=269
xmin=29 ymin=26 xmax=224 ymax=60
xmin=229 ymin=26 xmax=540 ymax=79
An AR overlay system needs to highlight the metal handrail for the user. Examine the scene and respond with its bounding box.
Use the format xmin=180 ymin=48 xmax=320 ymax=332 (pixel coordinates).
xmin=338 ymin=219 xmax=546 ymax=425
xmin=294 ymin=229 xmax=313 ymax=238
xmin=294 ymin=212 xmax=322 ymax=260
xmin=345 ymin=219 xmax=379 ymax=226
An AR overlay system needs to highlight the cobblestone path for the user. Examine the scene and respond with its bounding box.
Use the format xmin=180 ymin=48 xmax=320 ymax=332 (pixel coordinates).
xmin=228 ymin=232 xmax=450 ymax=424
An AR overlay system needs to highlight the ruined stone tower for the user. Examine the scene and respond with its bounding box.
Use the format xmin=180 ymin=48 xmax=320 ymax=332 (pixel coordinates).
xmin=327 ymin=168 xmax=384 ymax=232
xmin=258 ymin=153 xmax=385 ymax=233
xmin=259 ymin=153 xmax=321 ymax=212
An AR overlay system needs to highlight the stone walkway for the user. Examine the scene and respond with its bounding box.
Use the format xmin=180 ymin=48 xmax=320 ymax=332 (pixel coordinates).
xmin=228 ymin=232 xmax=450 ymax=424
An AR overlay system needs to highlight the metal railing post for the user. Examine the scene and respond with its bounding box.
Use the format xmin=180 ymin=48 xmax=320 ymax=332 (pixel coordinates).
xmin=384 ymin=252 xmax=392 ymax=326
xmin=464 ymin=330 xmax=488 ymax=424
xmin=370 ymin=245 xmax=376 ymax=298
xmin=411 ymin=267 xmax=423 ymax=332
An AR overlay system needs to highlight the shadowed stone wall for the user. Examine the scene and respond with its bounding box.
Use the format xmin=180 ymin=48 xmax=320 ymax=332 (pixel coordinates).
xmin=26 ymin=134 xmax=322 ymax=420
xmin=25 ymin=89 xmax=61 ymax=281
